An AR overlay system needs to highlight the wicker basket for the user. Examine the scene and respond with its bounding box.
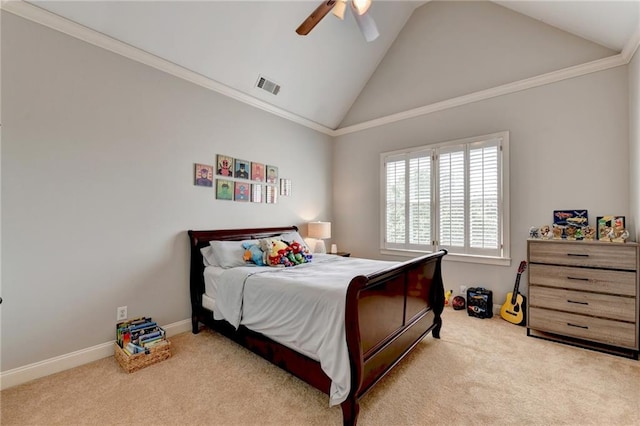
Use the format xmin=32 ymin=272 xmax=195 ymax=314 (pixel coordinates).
xmin=114 ymin=340 xmax=171 ymax=373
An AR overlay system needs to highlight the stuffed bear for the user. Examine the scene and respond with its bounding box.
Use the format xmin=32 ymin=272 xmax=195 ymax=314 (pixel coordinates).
xmin=242 ymin=241 xmax=266 ymax=266
xmin=259 ymin=238 xmax=289 ymax=266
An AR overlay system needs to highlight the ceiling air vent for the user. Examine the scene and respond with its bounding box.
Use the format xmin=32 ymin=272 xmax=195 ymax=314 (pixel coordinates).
xmin=256 ymin=75 xmax=281 ymax=96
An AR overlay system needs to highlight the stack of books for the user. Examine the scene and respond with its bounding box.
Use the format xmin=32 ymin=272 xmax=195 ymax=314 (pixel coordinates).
xmin=116 ymin=317 xmax=167 ymax=356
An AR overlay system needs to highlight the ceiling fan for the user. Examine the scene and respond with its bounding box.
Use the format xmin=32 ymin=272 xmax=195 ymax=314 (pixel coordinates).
xmin=296 ymin=0 xmax=380 ymax=42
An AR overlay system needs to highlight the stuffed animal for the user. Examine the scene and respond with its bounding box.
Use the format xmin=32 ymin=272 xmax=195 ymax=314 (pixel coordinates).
xmin=259 ymin=238 xmax=289 ymax=266
xmin=288 ymin=241 xmax=313 ymax=263
xmin=242 ymin=241 xmax=265 ymax=266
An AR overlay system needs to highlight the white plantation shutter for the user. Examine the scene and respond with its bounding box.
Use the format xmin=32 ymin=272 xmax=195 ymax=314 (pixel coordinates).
xmin=469 ymin=143 xmax=499 ymax=251
xmin=409 ymin=154 xmax=431 ymax=246
xmin=385 ymin=158 xmax=405 ymax=245
xmin=382 ymin=132 xmax=506 ymax=260
xmin=439 ymin=149 xmax=465 ymax=248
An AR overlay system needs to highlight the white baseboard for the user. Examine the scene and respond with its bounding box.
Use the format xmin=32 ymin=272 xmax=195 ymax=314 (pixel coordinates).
xmin=0 ymin=318 xmax=192 ymax=390
xmin=493 ymin=304 xmax=502 ymax=316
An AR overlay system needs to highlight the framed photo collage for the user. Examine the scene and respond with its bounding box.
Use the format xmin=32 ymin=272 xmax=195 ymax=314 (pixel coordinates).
xmin=194 ymin=155 xmax=290 ymax=204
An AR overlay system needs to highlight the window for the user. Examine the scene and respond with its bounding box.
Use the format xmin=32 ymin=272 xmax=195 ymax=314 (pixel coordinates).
xmin=381 ymin=132 xmax=509 ymax=263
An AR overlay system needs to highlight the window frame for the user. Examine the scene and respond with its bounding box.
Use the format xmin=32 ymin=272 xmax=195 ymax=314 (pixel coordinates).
xmin=379 ymin=131 xmax=510 ymax=266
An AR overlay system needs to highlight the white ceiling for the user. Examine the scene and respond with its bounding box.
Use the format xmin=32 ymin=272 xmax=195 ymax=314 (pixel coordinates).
xmin=23 ymin=1 xmax=640 ymax=130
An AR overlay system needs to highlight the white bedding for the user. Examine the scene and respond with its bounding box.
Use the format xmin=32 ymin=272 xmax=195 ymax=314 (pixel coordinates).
xmin=203 ymin=254 xmax=397 ymax=406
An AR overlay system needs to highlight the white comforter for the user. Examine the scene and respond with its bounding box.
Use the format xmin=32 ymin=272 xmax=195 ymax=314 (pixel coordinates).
xmin=209 ymin=254 xmax=397 ymax=406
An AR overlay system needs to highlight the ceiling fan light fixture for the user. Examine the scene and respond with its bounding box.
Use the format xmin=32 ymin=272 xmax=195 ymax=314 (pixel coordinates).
xmin=352 ymin=0 xmax=372 ymax=15
xmin=332 ymin=0 xmax=347 ymax=20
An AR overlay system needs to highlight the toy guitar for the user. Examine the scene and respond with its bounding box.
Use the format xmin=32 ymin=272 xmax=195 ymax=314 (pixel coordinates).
xmin=500 ymin=260 xmax=527 ymax=325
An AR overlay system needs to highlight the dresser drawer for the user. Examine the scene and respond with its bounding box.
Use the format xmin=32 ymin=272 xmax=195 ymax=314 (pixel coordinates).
xmin=529 ymin=241 xmax=637 ymax=270
xmin=529 ymin=264 xmax=637 ymax=296
xmin=529 ymin=286 xmax=636 ymax=322
xmin=529 ymin=307 xmax=637 ymax=349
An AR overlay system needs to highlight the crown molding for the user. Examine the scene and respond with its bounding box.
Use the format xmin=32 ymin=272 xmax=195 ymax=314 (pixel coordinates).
xmin=1 ymin=0 xmax=335 ymax=136
xmin=334 ymin=54 xmax=628 ymax=136
xmin=622 ymin=23 xmax=640 ymax=62
xmin=2 ymin=0 xmax=637 ymax=139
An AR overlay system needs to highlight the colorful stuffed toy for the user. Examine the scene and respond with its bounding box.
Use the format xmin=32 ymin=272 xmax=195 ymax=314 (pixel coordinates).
xmin=288 ymin=241 xmax=313 ymax=263
xmin=259 ymin=238 xmax=313 ymax=267
xmin=242 ymin=241 xmax=266 ymax=266
xmin=259 ymin=238 xmax=289 ymax=266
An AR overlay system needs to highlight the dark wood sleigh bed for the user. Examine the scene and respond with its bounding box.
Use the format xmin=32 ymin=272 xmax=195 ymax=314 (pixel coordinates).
xmin=188 ymin=226 xmax=447 ymax=425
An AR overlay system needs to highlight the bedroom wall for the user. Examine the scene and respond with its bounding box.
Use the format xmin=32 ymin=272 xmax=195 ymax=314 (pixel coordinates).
xmin=340 ymin=0 xmax=615 ymax=127
xmin=1 ymin=12 xmax=332 ymax=372
xmin=630 ymin=49 xmax=640 ymax=242
xmin=333 ymin=2 xmax=630 ymax=304
xmin=334 ymin=68 xmax=629 ymax=303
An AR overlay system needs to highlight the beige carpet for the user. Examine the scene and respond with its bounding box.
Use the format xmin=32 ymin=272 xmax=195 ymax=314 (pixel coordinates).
xmin=2 ymin=308 xmax=639 ymax=425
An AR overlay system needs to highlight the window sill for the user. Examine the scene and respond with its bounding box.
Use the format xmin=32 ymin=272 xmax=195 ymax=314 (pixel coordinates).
xmin=380 ymin=249 xmax=511 ymax=266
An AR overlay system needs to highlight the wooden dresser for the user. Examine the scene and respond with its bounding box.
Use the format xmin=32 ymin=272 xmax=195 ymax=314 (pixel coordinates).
xmin=527 ymin=239 xmax=639 ymax=359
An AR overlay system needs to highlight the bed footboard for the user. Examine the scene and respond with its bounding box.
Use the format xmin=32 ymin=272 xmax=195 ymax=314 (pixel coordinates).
xmin=342 ymin=250 xmax=447 ymax=425
xmin=188 ymin=227 xmax=446 ymax=426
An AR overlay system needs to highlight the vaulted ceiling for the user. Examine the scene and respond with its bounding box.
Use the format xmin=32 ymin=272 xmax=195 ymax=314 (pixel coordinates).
xmin=10 ymin=1 xmax=640 ymax=132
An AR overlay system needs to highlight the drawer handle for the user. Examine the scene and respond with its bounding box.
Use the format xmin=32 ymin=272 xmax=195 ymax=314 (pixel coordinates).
xmin=567 ymin=300 xmax=589 ymax=305
xmin=567 ymin=253 xmax=589 ymax=257
xmin=567 ymin=323 xmax=589 ymax=329
xmin=567 ymin=276 xmax=589 ymax=281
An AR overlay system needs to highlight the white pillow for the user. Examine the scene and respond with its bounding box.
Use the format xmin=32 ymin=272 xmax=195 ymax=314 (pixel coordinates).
xmin=209 ymin=239 xmax=257 ymax=269
xmin=277 ymin=231 xmax=310 ymax=251
xmin=200 ymin=246 xmax=219 ymax=267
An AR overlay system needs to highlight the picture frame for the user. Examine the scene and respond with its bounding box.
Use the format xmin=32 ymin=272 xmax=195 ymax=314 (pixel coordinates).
xmin=266 ymin=185 xmax=278 ymax=204
xmin=234 ymin=182 xmax=250 ymax=202
xmin=215 ymin=179 xmax=233 ymax=200
xmin=280 ymin=178 xmax=291 ymax=196
xmin=251 ymin=162 xmax=265 ymax=182
xmin=553 ymin=210 xmax=588 ymax=227
xmin=266 ymin=165 xmax=278 ymax=184
xmin=194 ymin=163 xmax=213 ymax=187
xmin=597 ymin=216 xmax=625 ymax=242
xmin=234 ymin=159 xmax=250 ymax=180
xmin=552 ymin=210 xmax=588 ymax=239
xmin=216 ymin=155 xmax=234 ymax=177
xmin=251 ymin=184 xmax=264 ymax=203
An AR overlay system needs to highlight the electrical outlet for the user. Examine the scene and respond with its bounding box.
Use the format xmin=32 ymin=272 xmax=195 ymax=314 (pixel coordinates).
xmin=460 ymin=285 xmax=467 ymax=295
xmin=117 ymin=306 xmax=127 ymax=321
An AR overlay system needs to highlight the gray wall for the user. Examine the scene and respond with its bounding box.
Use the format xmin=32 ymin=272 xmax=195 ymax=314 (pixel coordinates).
xmin=1 ymin=12 xmax=333 ymax=371
xmin=1 ymin=3 xmax=635 ymax=375
xmin=333 ymin=1 xmax=630 ymax=303
xmin=630 ymin=49 xmax=640 ymax=242
xmin=340 ymin=0 xmax=615 ymax=127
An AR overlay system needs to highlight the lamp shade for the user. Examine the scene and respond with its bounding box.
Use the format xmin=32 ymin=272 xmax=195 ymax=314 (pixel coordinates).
xmin=308 ymin=221 xmax=331 ymax=239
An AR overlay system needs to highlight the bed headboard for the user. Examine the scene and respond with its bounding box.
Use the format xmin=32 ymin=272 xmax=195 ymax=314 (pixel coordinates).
xmin=187 ymin=226 xmax=299 ymax=318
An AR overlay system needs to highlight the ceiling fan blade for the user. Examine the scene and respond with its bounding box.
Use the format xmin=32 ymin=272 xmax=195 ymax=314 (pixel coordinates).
xmin=351 ymin=4 xmax=379 ymax=42
xmin=332 ymin=0 xmax=347 ymax=20
xmin=296 ymin=0 xmax=338 ymax=36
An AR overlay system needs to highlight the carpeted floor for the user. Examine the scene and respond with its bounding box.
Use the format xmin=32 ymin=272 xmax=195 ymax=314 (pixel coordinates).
xmin=1 ymin=308 xmax=639 ymax=425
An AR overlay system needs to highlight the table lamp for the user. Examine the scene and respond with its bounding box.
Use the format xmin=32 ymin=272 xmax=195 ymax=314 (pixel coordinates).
xmin=308 ymin=221 xmax=331 ymax=253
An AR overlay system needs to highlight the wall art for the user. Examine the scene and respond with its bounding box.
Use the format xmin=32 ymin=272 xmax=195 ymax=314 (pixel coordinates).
xmin=234 ymin=182 xmax=250 ymax=202
xmin=266 ymin=185 xmax=278 ymax=204
xmin=280 ymin=178 xmax=291 ymax=196
xmin=216 ymin=179 xmax=233 ymax=200
xmin=266 ymin=165 xmax=278 ymax=184
xmin=234 ymin=159 xmax=250 ymax=179
xmin=194 ymin=163 xmax=213 ymax=187
xmin=216 ymin=155 xmax=234 ymax=177
xmin=251 ymin=162 xmax=265 ymax=182
xmin=252 ymin=184 xmax=264 ymax=203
